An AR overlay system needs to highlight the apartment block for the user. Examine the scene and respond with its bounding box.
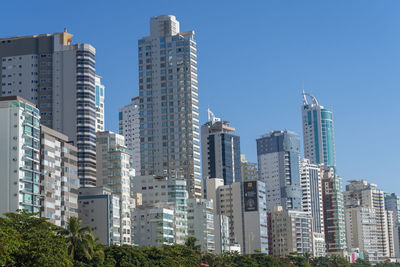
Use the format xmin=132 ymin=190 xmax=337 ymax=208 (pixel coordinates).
xmin=133 ymin=203 xmax=175 ymax=247
xmin=96 ymin=131 xmax=133 ymax=245
xmin=321 ymin=166 xmax=347 ymax=255
xmin=78 ymin=187 xmax=122 ymax=245
xmin=0 ymin=31 xmax=99 ymax=187
xmin=138 ymin=15 xmax=201 ymax=198
xmin=119 ymin=97 xmax=140 ymax=172
xmin=240 ymin=154 xmax=257 ymax=182
xmin=94 ymin=75 xmax=105 ymax=131
xmin=131 ymin=175 xmax=188 ymax=244
xmin=344 ymin=180 xmax=394 ymax=261
xmin=187 ymin=198 xmax=215 ymax=253
xmin=40 ymin=125 xmax=78 ymax=227
xmin=0 ymin=96 xmax=41 ymax=215
xmin=269 ymin=206 xmax=313 ymax=256
xmin=385 ymin=193 xmax=400 ymax=258
xmin=257 ymin=130 xmax=302 ymax=212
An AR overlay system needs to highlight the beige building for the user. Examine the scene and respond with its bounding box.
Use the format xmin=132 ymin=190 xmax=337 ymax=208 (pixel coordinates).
xmin=96 ymin=131 xmax=133 ymax=245
xmin=344 ymin=180 xmax=395 ymax=262
xmin=269 ymin=206 xmax=313 ymax=256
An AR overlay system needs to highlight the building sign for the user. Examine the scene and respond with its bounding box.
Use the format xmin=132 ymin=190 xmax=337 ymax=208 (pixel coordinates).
xmin=243 ymin=181 xmax=258 ymax=212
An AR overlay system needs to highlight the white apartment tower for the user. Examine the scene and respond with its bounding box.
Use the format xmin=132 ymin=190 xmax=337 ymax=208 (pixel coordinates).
xmin=300 ymin=158 xmax=325 ymax=234
xmin=96 ymin=131 xmax=133 ymax=245
xmin=94 ymin=75 xmax=105 ymax=131
xmin=0 ymin=31 xmax=99 ymax=187
xmin=0 ymin=96 xmax=41 ymax=215
xmin=119 ymin=97 xmax=140 ymax=172
xmin=138 ymin=15 xmax=201 ymax=198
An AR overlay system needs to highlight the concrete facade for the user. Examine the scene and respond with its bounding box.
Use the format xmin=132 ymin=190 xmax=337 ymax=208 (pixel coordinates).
xmin=138 ymin=15 xmax=201 ymax=198
xmin=0 ymin=31 xmax=99 ymax=187
xmin=119 ymin=97 xmax=140 ymax=173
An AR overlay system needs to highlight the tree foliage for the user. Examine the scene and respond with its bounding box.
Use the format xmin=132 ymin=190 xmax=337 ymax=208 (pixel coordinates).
xmin=1 ymin=211 xmax=397 ymax=267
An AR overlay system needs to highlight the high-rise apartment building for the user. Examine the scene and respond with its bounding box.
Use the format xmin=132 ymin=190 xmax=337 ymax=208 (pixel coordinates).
xmin=40 ymin=125 xmax=78 ymax=227
xmin=119 ymin=97 xmax=140 ymax=172
xmin=256 ymin=130 xmax=302 ymax=212
xmin=268 ymin=206 xmax=313 ymax=256
xmin=0 ymin=96 xmax=41 ymax=215
xmin=187 ymin=198 xmax=215 ymax=253
xmin=207 ymin=179 xmax=268 ymax=254
xmin=385 ymin=193 xmax=400 ymax=258
xmin=131 ymin=175 xmax=188 ymax=244
xmin=302 ymin=92 xmax=335 ymax=167
xmin=78 ymin=187 xmax=122 ymax=245
xmin=201 ymin=111 xmax=241 ymax=185
xmin=94 ymin=75 xmax=105 ymax=132
xmin=138 ymin=15 xmax=201 ymax=198
xmin=344 ymin=180 xmax=394 ymax=261
xmin=96 ymin=131 xmax=133 ymax=245
xmin=300 ymin=158 xmax=324 ymax=234
xmin=133 ymin=202 xmax=175 ymax=247
xmin=240 ymin=154 xmax=257 ymax=182
xmin=321 ymin=166 xmax=347 ymax=254
xmin=345 ymin=207 xmax=379 ymax=263
xmin=0 ymin=31 xmax=98 ymax=187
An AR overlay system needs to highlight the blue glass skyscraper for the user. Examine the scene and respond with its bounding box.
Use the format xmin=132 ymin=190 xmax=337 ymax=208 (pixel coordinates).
xmin=302 ymin=91 xmax=336 ymax=167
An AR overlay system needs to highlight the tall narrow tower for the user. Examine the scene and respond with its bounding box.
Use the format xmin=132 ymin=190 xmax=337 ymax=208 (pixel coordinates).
xmin=138 ymin=15 xmax=201 ymax=198
xmin=302 ymin=91 xmax=335 ymax=167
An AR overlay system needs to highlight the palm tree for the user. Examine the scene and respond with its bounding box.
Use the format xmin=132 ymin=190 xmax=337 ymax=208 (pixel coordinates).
xmin=60 ymin=217 xmax=96 ymax=262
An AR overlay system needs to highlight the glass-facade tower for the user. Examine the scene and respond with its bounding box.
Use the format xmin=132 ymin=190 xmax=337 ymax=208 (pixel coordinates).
xmin=302 ymin=92 xmax=335 ymax=167
xmin=138 ymin=15 xmax=201 ymax=198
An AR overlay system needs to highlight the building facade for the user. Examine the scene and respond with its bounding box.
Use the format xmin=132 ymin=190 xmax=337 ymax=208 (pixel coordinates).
xmin=321 ymin=166 xmax=347 ymax=254
xmin=345 ymin=207 xmax=379 ymax=263
xmin=269 ymin=206 xmax=313 ymax=256
xmin=256 ymin=130 xmax=302 ymax=212
xmin=133 ymin=203 xmax=175 ymax=247
xmin=0 ymin=96 xmax=41 ymax=215
xmin=78 ymin=187 xmax=122 ymax=245
xmin=207 ymin=179 xmax=268 ymax=254
xmin=187 ymin=198 xmax=215 ymax=253
xmin=301 ymin=92 xmax=335 ymax=167
xmin=96 ymin=131 xmax=133 ymax=245
xmin=201 ymin=112 xmax=241 ymax=185
xmin=94 ymin=75 xmax=105 ymax=132
xmin=344 ymin=180 xmax=394 ymax=261
xmin=119 ymin=97 xmax=140 ymax=172
xmin=240 ymin=154 xmax=257 ymax=182
xmin=131 ymin=175 xmax=188 ymax=244
xmin=0 ymin=31 xmax=99 ymax=187
xmin=40 ymin=125 xmax=78 ymax=227
xmin=138 ymin=15 xmax=201 ymax=198
xmin=385 ymin=193 xmax=400 ymax=258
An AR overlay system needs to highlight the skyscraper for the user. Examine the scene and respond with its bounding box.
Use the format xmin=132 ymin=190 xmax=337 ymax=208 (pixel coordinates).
xmin=321 ymin=166 xmax=347 ymax=255
xmin=385 ymin=193 xmax=400 ymax=258
xmin=96 ymin=131 xmax=133 ymax=245
xmin=0 ymin=96 xmax=41 ymax=215
xmin=119 ymin=97 xmax=140 ymax=172
xmin=256 ymin=130 xmax=302 ymax=212
xmin=0 ymin=31 xmax=99 ymax=187
xmin=201 ymin=110 xmax=241 ymax=185
xmin=138 ymin=15 xmax=201 ymax=198
xmin=300 ymin=158 xmax=325 ymax=234
xmin=302 ymin=91 xmax=335 ymax=167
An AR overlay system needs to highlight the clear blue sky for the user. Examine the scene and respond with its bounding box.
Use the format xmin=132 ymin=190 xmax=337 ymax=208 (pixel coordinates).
xmin=2 ymin=1 xmax=400 ymax=193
